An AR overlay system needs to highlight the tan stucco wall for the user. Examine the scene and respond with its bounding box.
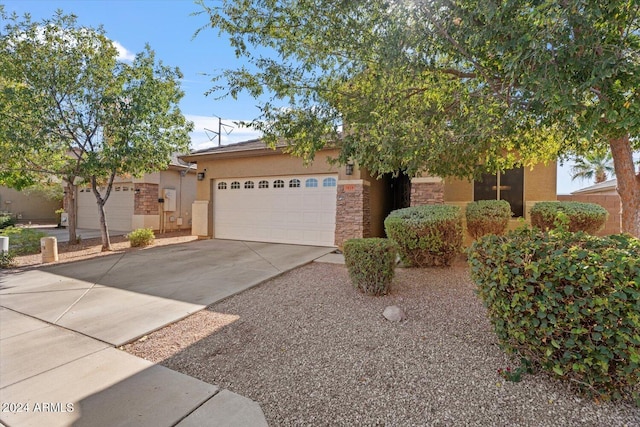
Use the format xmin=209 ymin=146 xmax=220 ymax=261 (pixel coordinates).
xmin=524 ymin=162 xmax=557 ymax=202
xmin=0 ymin=186 xmax=62 ymax=222
xmin=443 ymin=177 xmax=473 ymax=202
xmin=367 ymin=176 xmax=387 ymax=237
xmin=158 ymin=169 xmax=196 ymax=231
xmin=132 ymin=214 xmax=160 ymax=231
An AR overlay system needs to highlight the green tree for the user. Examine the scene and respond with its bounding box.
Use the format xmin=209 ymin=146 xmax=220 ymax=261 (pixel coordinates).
xmin=198 ymin=0 xmax=640 ymax=237
xmin=0 ymin=10 xmax=193 ymax=250
xmin=571 ymin=152 xmax=615 ymax=184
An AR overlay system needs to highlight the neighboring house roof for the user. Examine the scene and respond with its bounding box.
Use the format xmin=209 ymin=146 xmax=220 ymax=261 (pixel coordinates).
xmin=572 ymin=178 xmax=617 ymax=195
xmin=181 ymin=138 xmax=288 ymax=162
xmin=168 ymin=152 xmax=197 ymax=172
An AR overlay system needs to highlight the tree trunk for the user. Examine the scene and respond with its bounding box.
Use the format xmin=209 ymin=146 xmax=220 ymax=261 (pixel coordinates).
xmin=97 ymin=200 xmax=112 ymax=252
xmin=64 ymin=182 xmax=78 ymax=244
xmin=90 ymin=176 xmax=113 ymax=252
xmin=609 ymin=134 xmax=640 ymax=238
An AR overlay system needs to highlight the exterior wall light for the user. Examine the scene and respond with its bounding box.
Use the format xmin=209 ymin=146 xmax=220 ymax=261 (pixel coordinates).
xmin=345 ymin=162 xmax=354 ymax=176
xmin=197 ymin=172 xmax=206 ymax=181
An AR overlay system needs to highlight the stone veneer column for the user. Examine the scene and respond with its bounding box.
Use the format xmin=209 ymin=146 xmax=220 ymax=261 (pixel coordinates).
xmin=410 ymin=177 xmax=444 ymax=206
xmin=134 ymin=183 xmax=159 ymax=215
xmin=334 ymin=180 xmax=371 ymax=248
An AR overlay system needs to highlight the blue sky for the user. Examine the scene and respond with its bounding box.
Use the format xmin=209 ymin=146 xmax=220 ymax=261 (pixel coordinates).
xmin=4 ymin=0 xmax=264 ymax=150
xmin=3 ymin=0 xmax=611 ymax=194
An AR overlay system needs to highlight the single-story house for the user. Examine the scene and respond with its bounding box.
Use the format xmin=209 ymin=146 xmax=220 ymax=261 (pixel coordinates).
xmin=181 ymin=139 xmax=557 ymax=247
xmin=75 ymin=156 xmax=196 ymax=232
xmin=557 ymin=179 xmax=621 ymax=235
xmin=570 ymin=178 xmax=618 ymax=196
xmin=0 ymin=186 xmax=62 ymax=223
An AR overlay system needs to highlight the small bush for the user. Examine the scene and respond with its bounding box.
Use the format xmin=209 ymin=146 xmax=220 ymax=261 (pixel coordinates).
xmin=384 ymin=204 xmax=463 ymax=267
xmin=127 ymin=228 xmax=155 ymax=247
xmin=530 ymin=201 xmax=608 ymax=234
xmin=469 ymin=227 xmax=640 ymax=401
xmin=0 ymin=251 xmax=15 ymax=269
xmin=0 ymin=227 xmax=47 ymax=255
xmin=343 ymin=238 xmax=396 ymax=296
xmin=465 ymin=200 xmax=512 ymax=239
xmin=0 ymin=215 xmax=16 ymax=230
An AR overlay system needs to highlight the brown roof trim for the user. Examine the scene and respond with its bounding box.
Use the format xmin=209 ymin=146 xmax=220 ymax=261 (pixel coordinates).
xmin=180 ymin=138 xmax=288 ymax=162
xmin=181 ymin=138 xmax=338 ymax=162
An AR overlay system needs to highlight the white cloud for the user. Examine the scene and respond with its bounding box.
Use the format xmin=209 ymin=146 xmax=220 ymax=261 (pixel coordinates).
xmin=13 ymin=25 xmax=136 ymax=63
xmin=112 ymin=40 xmax=135 ymax=61
xmin=186 ymin=114 xmax=263 ymax=151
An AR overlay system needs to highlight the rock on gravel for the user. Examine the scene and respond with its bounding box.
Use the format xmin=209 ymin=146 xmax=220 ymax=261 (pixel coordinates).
xmin=383 ymin=305 xmax=406 ymax=322
xmin=124 ymin=262 xmax=640 ymax=427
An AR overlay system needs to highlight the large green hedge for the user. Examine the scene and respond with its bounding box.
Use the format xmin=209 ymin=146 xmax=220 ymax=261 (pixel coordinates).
xmin=384 ymin=204 xmax=462 ymax=267
xmin=343 ymin=238 xmax=396 ymax=296
xmin=530 ymin=201 xmax=608 ymax=234
xmin=469 ymin=228 xmax=640 ymax=401
xmin=465 ymin=200 xmax=511 ymax=239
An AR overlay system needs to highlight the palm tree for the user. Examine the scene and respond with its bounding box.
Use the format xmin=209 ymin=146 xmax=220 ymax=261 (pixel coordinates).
xmin=571 ymin=152 xmax=615 ymax=184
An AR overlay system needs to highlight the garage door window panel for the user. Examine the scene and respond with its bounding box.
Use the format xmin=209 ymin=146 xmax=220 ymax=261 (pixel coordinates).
xmin=218 ymin=182 xmax=227 ymax=190
xmin=289 ymin=179 xmax=301 ymax=188
xmin=323 ymin=177 xmax=336 ymax=187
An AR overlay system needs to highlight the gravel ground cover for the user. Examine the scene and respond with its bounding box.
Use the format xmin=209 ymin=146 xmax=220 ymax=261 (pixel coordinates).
xmin=124 ymin=261 xmax=640 ymax=426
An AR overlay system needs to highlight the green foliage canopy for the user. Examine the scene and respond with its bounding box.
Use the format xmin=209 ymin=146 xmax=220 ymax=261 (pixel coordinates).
xmin=0 ymin=10 xmax=193 ymax=185
xmin=0 ymin=9 xmax=193 ymax=247
xmin=200 ymin=0 xmax=640 ymax=235
xmin=196 ymin=0 xmax=575 ymax=178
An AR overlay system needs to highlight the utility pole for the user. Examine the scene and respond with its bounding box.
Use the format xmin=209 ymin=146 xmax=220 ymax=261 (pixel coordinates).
xmin=204 ymin=115 xmax=234 ymax=146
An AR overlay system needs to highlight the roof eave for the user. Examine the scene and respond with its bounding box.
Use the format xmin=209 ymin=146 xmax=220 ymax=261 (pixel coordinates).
xmin=180 ymin=146 xmax=285 ymax=163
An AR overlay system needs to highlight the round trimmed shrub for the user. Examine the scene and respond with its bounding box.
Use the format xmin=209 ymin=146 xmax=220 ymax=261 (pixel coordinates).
xmin=0 ymin=251 xmax=15 ymax=269
xmin=469 ymin=228 xmax=640 ymax=401
xmin=127 ymin=228 xmax=155 ymax=247
xmin=465 ymin=200 xmax=511 ymax=239
xmin=0 ymin=214 xmax=16 ymax=230
xmin=384 ymin=204 xmax=463 ymax=267
xmin=530 ymin=201 xmax=608 ymax=234
xmin=343 ymin=238 xmax=396 ymax=296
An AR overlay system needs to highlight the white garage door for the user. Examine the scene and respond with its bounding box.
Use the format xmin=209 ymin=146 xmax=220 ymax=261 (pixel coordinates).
xmin=214 ymin=174 xmax=337 ymax=246
xmin=77 ymin=184 xmax=134 ymax=231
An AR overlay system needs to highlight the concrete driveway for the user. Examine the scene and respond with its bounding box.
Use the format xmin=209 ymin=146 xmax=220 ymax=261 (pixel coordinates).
xmin=0 ymin=239 xmax=333 ymax=426
xmin=0 ymin=239 xmax=333 ymax=346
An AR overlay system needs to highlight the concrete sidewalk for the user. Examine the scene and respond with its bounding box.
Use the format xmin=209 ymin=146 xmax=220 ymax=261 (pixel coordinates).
xmin=0 ymin=309 xmax=267 ymax=427
xmin=0 ymin=239 xmax=334 ymax=426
